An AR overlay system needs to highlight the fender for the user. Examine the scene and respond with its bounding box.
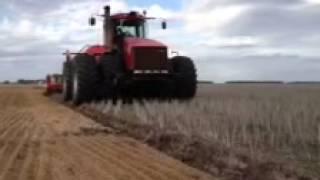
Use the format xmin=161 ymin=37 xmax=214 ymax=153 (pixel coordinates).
xmin=85 ymin=45 xmax=111 ymax=63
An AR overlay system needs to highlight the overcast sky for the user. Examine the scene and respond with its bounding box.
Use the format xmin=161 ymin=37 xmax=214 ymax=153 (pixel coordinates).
xmin=0 ymin=0 xmax=319 ymax=82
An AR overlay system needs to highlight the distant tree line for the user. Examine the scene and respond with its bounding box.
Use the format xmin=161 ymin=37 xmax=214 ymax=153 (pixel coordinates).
xmin=226 ymin=81 xmax=284 ymax=84
xmin=17 ymin=79 xmax=45 ymax=84
xmin=2 ymin=79 xmax=319 ymax=85
xmin=0 ymin=79 xmax=45 ymax=85
xmin=287 ymin=81 xmax=320 ymax=85
xmin=2 ymin=80 xmax=11 ymax=84
xmin=198 ymin=80 xmax=214 ymax=84
xmin=225 ymin=81 xmax=320 ymax=85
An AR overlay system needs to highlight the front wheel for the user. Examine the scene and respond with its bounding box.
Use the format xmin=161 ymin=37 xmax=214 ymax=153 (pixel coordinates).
xmin=100 ymin=54 xmax=121 ymax=103
xmin=171 ymin=56 xmax=197 ymax=99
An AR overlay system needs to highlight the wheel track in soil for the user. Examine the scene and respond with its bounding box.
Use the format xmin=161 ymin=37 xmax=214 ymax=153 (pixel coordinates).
xmin=0 ymin=86 xmax=215 ymax=180
xmin=0 ymin=117 xmax=32 ymax=180
xmin=76 ymin=137 xmax=166 ymax=180
xmin=90 ymin=137 xmax=193 ymax=180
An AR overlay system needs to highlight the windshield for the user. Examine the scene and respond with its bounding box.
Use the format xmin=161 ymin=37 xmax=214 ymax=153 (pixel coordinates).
xmin=116 ymin=22 xmax=146 ymax=38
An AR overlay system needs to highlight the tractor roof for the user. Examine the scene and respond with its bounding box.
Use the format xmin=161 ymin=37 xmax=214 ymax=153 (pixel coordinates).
xmin=111 ymin=12 xmax=152 ymax=21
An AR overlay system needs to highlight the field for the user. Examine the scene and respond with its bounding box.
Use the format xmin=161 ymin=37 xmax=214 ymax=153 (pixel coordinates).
xmin=80 ymin=84 xmax=320 ymax=180
xmin=0 ymin=86 xmax=213 ymax=180
xmin=0 ymin=85 xmax=318 ymax=180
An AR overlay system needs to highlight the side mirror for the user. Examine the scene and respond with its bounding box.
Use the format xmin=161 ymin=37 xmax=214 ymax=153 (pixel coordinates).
xmin=161 ymin=21 xmax=167 ymax=30
xmin=89 ymin=17 xmax=96 ymax=26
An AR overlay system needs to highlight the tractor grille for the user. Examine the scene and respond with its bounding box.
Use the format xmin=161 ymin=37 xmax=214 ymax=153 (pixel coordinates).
xmin=134 ymin=48 xmax=168 ymax=70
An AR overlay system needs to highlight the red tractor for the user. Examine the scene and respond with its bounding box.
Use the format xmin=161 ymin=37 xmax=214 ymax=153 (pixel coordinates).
xmin=62 ymin=5 xmax=197 ymax=105
xmin=46 ymin=74 xmax=63 ymax=95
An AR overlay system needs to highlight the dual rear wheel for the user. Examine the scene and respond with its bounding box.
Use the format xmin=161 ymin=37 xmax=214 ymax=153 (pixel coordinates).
xmin=62 ymin=62 xmax=72 ymax=101
xmin=63 ymin=54 xmax=99 ymax=105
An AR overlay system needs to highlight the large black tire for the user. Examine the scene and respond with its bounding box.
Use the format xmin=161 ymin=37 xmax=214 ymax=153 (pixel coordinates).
xmin=100 ymin=54 xmax=120 ymax=102
xmin=71 ymin=54 xmax=99 ymax=105
xmin=171 ymin=56 xmax=197 ymax=99
xmin=62 ymin=62 xmax=73 ymax=101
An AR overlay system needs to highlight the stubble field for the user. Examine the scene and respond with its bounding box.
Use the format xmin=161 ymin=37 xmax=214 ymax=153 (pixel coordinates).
xmin=81 ymin=84 xmax=320 ymax=180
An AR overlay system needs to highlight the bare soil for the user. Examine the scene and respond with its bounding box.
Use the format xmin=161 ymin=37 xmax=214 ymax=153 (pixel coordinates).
xmin=0 ymin=86 xmax=214 ymax=180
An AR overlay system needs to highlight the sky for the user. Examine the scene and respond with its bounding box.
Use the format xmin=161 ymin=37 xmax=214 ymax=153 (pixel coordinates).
xmin=0 ymin=0 xmax=320 ymax=82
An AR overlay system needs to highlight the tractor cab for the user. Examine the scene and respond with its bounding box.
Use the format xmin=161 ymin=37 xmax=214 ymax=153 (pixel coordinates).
xmin=112 ymin=12 xmax=147 ymax=39
xmin=110 ymin=12 xmax=148 ymax=52
xmin=89 ymin=7 xmax=165 ymax=51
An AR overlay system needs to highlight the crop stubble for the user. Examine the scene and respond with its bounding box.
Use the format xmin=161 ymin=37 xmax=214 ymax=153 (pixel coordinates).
xmin=83 ymin=84 xmax=320 ymax=180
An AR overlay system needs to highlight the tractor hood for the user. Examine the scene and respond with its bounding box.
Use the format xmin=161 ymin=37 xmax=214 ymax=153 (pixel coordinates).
xmin=124 ymin=37 xmax=167 ymax=49
xmin=123 ymin=37 xmax=168 ymax=71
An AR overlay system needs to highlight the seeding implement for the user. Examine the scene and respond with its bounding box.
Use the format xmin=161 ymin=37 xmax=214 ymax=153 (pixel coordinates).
xmin=45 ymin=74 xmax=63 ymax=95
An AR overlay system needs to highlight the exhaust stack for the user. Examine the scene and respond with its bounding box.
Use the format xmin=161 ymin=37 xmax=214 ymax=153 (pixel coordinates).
xmin=103 ymin=5 xmax=111 ymax=47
